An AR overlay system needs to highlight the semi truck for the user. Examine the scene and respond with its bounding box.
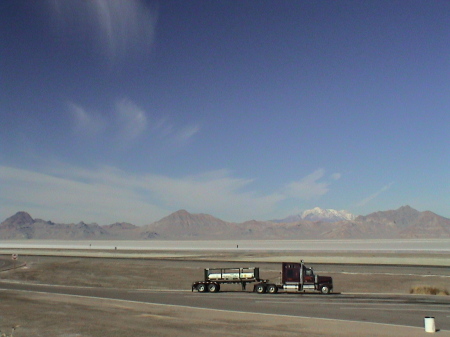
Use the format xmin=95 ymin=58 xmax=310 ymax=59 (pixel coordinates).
xmin=192 ymin=260 xmax=333 ymax=294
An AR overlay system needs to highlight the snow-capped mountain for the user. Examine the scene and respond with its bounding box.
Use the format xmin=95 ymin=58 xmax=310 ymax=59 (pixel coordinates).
xmin=275 ymin=207 xmax=356 ymax=223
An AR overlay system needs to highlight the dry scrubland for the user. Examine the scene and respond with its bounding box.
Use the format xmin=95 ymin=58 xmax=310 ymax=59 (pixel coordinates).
xmin=0 ymin=250 xmax=449 ymax=336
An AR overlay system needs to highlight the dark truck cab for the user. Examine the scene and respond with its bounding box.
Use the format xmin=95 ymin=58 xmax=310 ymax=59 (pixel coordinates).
xmin=254 ymin=260 xmax=333 ymax=294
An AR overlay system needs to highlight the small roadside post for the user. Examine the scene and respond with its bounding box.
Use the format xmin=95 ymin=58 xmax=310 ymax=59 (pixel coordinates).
xmin=11 ymin=253 xmax=18 ymax=269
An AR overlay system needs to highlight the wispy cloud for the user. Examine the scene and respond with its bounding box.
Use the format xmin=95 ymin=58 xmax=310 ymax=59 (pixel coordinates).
xmin=0 ymin=165 xmax=283 ymax=224
xmin=150 ymin=116 xmax=201 ymax=144
xmin=331 ymin=172 xmax=341 ymax=180
xmin=68 ymin=103 xmax=105 ymax=136
xmin=175 ymin=124 xmax=201 ymax=143
xmin=142 ymin=169 xmax=284 ymax=218
xmin=285 ymin=168 xmax=330 ymax=199
xmin=46 ymin=0 xmax=157 ymax=62
xmin=115 ymin=99 xmax=148 ymax=141
xmin=356 ymin=182 xmax=395 ymax=207
xmin=68 ymin=99 xmax=200 ymax=146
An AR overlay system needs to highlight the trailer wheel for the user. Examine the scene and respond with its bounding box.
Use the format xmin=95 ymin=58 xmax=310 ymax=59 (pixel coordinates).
xmin=320 ymin=285 xmax=330 ymax=294
xmin=197 ymin=283 xmax=207 ymax=292
xmin=255 ymin=284 xmax=266 ymax=294
xmin=208 ymin=283 xmax=219 ymax=292
xmin=267 ymin=284 xmax=278 ymax=294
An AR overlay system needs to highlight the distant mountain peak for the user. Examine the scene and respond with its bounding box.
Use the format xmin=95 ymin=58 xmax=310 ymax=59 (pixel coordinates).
xmin=355 ymin=205 xmax=422 ymax=226
xmin=103 ymin=222 xmax=137 ymax=230
xmin=142 ymin=209 xmax=231 ymax=238
xmin=1 ymin=211 xmax=34 ymax=226
xmin=301 ymin=207 xmax=356 ymax=221
xmin=174 ymin=209 xmax=190 ymax=215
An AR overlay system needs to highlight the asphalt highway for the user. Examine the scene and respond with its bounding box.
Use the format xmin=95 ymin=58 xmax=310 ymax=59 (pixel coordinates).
xmin=1 ymin=281 xmax=449 ymax=331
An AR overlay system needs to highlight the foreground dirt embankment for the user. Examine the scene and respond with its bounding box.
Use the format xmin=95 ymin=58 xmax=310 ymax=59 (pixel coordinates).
xmin=2 ymin=291 xmax=448 ymax=337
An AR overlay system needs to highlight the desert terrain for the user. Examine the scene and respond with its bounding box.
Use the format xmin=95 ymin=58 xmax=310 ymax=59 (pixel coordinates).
xmin=1 ymin=249 xmax=450 ymax=336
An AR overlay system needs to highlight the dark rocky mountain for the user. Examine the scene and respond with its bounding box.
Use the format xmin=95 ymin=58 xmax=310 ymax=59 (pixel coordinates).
xmin=398 ymin=210 xmax=450 ymax=238
xmin=3 ymin=211 xmax=34 ymax=226
xmin=355 ymin=205 xmax=421 ymax=228
xmin=1 ymin=206 xmax=450 ymax=240
xmin=0 ymin=211 xmax=37 ymax=239
xmin=140 ymin=209 xmax=238 ymax=239
xmin=47 ymin=221 xmax=109 ymax=240
xmin=102 ymin=222 xmax=140 ymax=239
xmin=103 ymin=222 xmax=138 ymax=230
xmin=349 ymin=206 xmax=450 ymax=239
xmin=0 ymin=212 xmax=110 ymax=240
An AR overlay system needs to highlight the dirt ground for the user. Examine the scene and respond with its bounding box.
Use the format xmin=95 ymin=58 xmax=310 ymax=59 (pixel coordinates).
xmin=0 ymin=252 xmax=449 ymax=337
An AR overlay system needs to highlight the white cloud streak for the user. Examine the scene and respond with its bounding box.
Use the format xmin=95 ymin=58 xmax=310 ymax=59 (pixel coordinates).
xmin=68 ymin=103 xmax=105 ymax=136
xmin=150 ymin=117 xmax=201 ymax=143
xmin=68 ymin=99 xmax=200 ymax=146
xmin=141 ymin=170 xmax=284 ymax=217
xmin=175 ymin=124 xmax=201 ymax=143
xmin=47 ymin=0 xmax=157 ymax=62
xmin=331 ymin=172 xmax=341 ymax=180
xmin=115 ymin=99 xmax=148 ymax=141
xmin=356 ymin=182 xmax=395 ymax=207
xmin=285 ymin=168 xmax=330 ymax=199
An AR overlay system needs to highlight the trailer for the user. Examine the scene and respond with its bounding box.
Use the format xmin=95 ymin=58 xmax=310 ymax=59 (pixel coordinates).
xmin=192 ymin=261 xmax=333 ymax=294
xmin=191 ymin=267 xmax=265 ymax=292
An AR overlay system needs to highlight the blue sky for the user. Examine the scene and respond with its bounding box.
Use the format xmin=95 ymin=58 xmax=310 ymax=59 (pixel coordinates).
xmin=1 ymin=0 xmax=449 ymax=225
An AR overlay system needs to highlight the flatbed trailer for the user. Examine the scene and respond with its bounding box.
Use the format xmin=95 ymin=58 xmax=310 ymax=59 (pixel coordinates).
xmin=191 ymin=267 xmax=265 ymax=292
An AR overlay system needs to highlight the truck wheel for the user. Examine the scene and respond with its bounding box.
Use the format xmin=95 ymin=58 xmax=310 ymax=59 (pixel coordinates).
xmin=197 ymin=283 xmax=207 ymax=292
xmin=267 ymin=284 xmax=278 ymax=294
xmin=208 ymin=283 xmax=219 ymax=292
xmin=320 ymin=285 xmax=330 ymax=294
xmin=255 ymin=284 xmax=266 ymax=294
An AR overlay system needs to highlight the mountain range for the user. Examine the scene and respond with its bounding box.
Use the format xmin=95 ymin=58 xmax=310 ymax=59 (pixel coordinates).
xmin=1 ymin=206 xmax=449 ymax=240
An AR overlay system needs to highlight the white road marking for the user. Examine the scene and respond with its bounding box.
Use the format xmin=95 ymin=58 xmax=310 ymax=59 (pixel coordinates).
xmin=339 ymin=307 xmax=450 ymax=313
xmin=339 ymin=272 xmax=450 ymax=278
xmin=254 ymin=299 xmax=450 ymax=311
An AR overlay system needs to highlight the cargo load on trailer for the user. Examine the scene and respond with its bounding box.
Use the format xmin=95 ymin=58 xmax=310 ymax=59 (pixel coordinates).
xmin=191 ymin=267 xmax=264 ymax=292
xmin=192 ymin=260 xmax=333 ymax=294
